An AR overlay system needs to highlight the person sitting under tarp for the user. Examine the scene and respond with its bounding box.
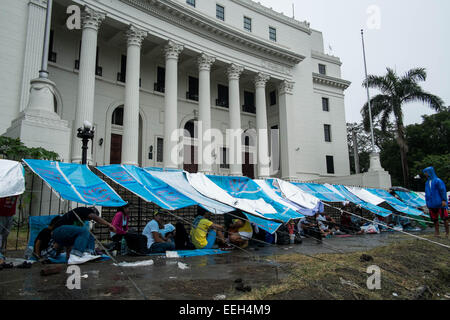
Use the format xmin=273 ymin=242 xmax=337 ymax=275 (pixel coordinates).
xmin=373 ymin=214 xmax=395 ymax=231
xmin=54 ymin=206 xmax=116 ymax=255
xmin=297 ymin=216 xmax=322 ymax=241
xmin=340 ymin=211 xmax=364 ymax=235
xmin=174 ymin=222 xmax=195 ymax=250
xmin=228 ymin=217 xmax=253 ymax=249
xmin=142 ymin=211 xmax=175 ymax=253
xmin=110 ymin=203 xmax=131 ymax=251
xmin=33 ymin=216 xmax=102 ymax=265
xmin=190 ymin=207 xmax=232 ymax=250
xmin=316 ymin=212 xmax=345 ymax=237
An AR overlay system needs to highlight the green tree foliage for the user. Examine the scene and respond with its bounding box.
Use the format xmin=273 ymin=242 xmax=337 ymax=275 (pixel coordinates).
xmin=361 ymin=67 xmax=445 ymax=187
xmin=0 ymin=136 xmax=59 ymax=161
xmin=350 ymin=108 xmax=449 ymax=189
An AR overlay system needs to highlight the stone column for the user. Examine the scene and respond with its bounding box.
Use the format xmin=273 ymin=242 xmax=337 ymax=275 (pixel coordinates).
xmin=197 ymin=53 xmax=215 ymax=174
xmin=19 ymin=0 xmax=48 ymax=115
xmin=71 ymin=7 xmax=105 ymax=163
xmin=254 ymin=73 xmax=270 ymax=178
xmin=121 ymin=25 xmax=147 ymax=166
xmin=163 ymin=41 xmax=184 ymax=169
xmin=278 ymin=80 xmax=295 ymax=179
xmin=226 ymin=64 xmax=244 ymax=176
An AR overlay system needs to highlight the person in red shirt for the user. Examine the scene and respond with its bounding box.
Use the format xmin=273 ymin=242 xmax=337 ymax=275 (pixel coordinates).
xmin=0 ymin=196 xmax=18 ymax=255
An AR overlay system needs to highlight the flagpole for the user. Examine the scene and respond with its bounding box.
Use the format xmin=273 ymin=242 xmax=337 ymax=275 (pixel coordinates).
xmin=361 ymin=29 xmax=376 ymax=152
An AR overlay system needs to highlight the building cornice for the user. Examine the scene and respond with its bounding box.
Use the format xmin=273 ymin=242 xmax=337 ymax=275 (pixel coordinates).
xmin=312 ymin=73 xmax=351 ymax=90
xmin=120 ymin=0 xmax=305 ymax=66
xmin=229 ymin=0 xmax=311 ymax=34
xmin=311 ymin=51 xmax=342 ymax=66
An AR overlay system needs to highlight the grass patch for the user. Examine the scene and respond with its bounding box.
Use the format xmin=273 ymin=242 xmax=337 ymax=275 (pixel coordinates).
xmin=234 ymin=238 xmax=450 ymax=300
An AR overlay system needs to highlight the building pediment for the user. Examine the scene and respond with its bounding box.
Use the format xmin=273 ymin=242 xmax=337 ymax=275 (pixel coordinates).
xmin=313 ymin=73 xmax=351 ymax=90
xmin=120 ymin=0 xmax=305 ymax=67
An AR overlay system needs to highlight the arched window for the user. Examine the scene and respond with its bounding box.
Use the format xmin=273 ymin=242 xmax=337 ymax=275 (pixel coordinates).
xmin=112 ymin=106 xmax=124 ymax=126
xmin=184 ymin=120 xmax=195 ymax=138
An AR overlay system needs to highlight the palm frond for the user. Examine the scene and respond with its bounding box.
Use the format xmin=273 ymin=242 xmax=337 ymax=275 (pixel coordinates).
xmin=361 ymin=94 xmax=391 ymax=132
xmin=404 ymin=90 xmax=445 ymax=112
xmin=403 ymin=68 xmax=427 ymax=84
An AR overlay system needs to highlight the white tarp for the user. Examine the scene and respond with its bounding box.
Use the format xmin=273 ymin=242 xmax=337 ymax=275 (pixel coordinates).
xmin=254 ymin=180 xmax=300 ymax=212
xmin=345 ymin=186 xmax=385 ymax=206
xmin=146 ymin=170 xmax=235 ymax=214
xmin=0 ymin=160 xmax=25 ymax=198
xmin=276 ymin=179 xmax=321 ymax=210
xmin=186 ymin=173 xmax=277 ymax=218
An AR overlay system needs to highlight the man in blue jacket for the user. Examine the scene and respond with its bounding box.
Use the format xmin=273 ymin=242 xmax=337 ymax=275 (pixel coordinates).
xmin=423 ymin=167 xmax=448 ymax=238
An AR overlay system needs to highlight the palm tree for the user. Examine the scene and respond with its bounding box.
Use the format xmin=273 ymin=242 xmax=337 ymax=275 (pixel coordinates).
xmin=361 ymin=67 xmax=444 ymax=187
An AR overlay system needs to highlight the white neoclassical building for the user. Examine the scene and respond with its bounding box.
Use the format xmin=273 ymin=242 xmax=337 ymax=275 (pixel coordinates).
xmin=0 ymin=0 xmax=353 ymax=181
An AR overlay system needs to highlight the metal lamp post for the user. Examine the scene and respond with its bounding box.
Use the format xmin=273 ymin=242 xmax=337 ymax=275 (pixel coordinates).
xmin=77 ymin=121 xmax=95 ymax=165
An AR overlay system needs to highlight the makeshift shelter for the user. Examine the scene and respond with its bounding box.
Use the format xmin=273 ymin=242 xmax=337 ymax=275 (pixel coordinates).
xmin=207 ymin=175 xmax=303 ymax=222
xmin=267 ymin=179 xmax=323 ymax=216
xmin=326 ymin=184 xmax=392 ymax=217
xmin=394 ymin=191 xmax=426 ymax=208
xmin=0 ymin=159 xmax=25 ymax=198
xmin=24 ymin=159 xmax=126 ymax=207
xmin=100 ymin=166 xmax=282 ymax=234
xmin=253 ymin=179 xmax=304 ymax=213
xmin=366 ymin=188 xmax=426 ymax=217
xmin=98 ymin=164 xmax=197 ymax=210
xmin=293 ymin=182 xmax=346 ymax=203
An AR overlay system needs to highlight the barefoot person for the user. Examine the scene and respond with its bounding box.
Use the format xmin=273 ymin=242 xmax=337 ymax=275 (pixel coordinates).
xmin=423 ymin=167 xmax=448 ymax=238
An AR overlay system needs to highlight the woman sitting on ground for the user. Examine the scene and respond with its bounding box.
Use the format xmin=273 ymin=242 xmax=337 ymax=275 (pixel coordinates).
xmin=110 ymin=203 xmax=131 ymax=250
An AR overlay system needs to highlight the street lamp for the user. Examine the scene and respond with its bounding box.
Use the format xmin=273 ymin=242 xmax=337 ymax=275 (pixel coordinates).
xmin=77 ymin=120 xmax=95 ymax=165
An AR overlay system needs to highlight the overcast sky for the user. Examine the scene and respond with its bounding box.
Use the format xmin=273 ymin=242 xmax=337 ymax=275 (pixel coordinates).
xmin=258 ymin=0 xmax=450 ymax=125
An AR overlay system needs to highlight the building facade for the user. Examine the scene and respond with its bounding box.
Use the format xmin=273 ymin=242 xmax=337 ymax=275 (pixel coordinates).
xmin=0 ymin=0 xmax=352 ymax=181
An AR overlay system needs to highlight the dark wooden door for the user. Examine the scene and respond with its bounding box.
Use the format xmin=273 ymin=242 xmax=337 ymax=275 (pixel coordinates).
xmin=110 ymin=134 xmax=122 ymax=164
xmin=183 ymin=145 xmax=198 ymax=173
xmin=242 ymin=151 xmax=255 ymax=179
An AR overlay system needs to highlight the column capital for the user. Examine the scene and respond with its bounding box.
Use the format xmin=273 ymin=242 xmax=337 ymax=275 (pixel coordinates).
xmin=164 ymin=40 xmax=184 ymax=60
xmin=254 ymin=73 xmax=270 ymax=88
xmin=81 ymin=6 xmax=106 ymax=31
xmin=198 ymin=53 xmax=216 ymax=71
xmin=226 ymin=64 xmax=244 ymax=81
xmin=279 ymin=80 xmax=295 ymax=95
xmin=126 ymin=25 xmax=148 ymax=47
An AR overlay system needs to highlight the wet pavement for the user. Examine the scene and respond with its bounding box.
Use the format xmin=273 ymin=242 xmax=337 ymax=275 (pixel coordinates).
xmin=0 ymin=230 xmax=438 ymax=300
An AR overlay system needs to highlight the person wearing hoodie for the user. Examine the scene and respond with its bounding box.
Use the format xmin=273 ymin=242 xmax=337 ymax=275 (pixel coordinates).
xmin=423 ymin=167 xmax=448 ymax=238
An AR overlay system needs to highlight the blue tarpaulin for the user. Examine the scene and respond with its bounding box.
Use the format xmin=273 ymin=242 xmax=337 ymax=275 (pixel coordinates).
xmin=100 ymin=166 xmax=281 ymax=234
xmin=207 ymin=175 xmax=304 ymax=223
xmin=143 ymin=169 xmax=235 ymax=214
xmin=395 ymin=191 xmax=426 ymax=208
xmin=97 ymin=165 xmax=196 ymax=210
xmin=24 ymin=159 xmax=126 ymax=207
xmin=331 ymin=185 xmax=392 ymax=217
xmin=366 ymin=188 xmax=426 ymax=217
xmin=293 ymin=182 xmax=347 ymax=203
